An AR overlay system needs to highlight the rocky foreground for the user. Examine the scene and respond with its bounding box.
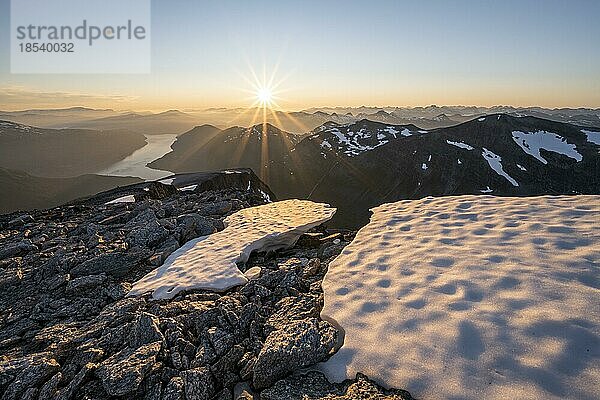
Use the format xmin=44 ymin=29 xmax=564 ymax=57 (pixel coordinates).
xmin=0 ymin=170 xmax=414 ymax=400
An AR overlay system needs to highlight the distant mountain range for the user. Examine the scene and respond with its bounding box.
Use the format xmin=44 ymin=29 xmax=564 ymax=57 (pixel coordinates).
xmin=303 ymin=105 xmax=600 ymax=126
xmin=1 ymin=111 xmax=599 ymax=224
xmin=65 ymin=110 xmax=200 ymax=134
xmin=2 ymin=105 xmax=599 ymax=135
xmin=154 ymin=115 xmax=600 ymax=227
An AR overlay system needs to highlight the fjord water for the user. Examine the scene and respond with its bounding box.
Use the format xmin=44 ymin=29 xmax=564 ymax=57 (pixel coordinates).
xmin=98 ymin=134 xmax=177 ymax=180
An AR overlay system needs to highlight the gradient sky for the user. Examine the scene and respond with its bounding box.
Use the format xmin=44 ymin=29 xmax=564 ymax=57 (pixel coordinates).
xmin=1 ymin=0 xmax=599 ymax=111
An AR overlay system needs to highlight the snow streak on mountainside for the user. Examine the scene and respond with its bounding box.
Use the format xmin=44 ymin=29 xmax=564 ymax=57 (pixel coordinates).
xmin=511 ymin=130 xmax=583 ymax=164
xmin=319 ymin=195 xmax=600 ymax=400
xmin=581 ymin=129 xmax=600 ymax=145
xmin=481 ymin=148 xmax=519 ymax=187
xmin=307 ymin=120 xmax=425 ymax=157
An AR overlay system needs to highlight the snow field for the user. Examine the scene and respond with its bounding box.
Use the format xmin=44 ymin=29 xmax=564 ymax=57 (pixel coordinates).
xmin=129 ymin=199 xmax=336 ymax=299
xmin=319 ymin=195 xmax=599 ymax=400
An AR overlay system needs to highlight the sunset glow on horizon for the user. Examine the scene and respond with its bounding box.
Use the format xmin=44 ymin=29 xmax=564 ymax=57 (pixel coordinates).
xmin=0 ymin=0 xmax=599 ymax=111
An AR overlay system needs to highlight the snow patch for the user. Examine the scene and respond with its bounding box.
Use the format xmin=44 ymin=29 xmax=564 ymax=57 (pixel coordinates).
xmin=446 ymin=140 xmax=474 ymax=150
xmin=421 ymin=163 xmax=428 ymax=170
xmin=321 ymin=140 xmax=332 ymax=150
xmin=323 ymin=125 xmax=400 ymax=156
xmin=158 ymin=178 xmax=174 ymax=185
xmin=259 ymin=190 xmax=272 ymax=203
xmin=478 ymin=117 xmax=485 ymax=122
xmin=480 ymin=186 xmax=493 ymax=193
xmin=517 ymin=164 xmax=527 ymax=171
xmin=481 ymin=148 xmax=519 ymax=187
xmin=383 ymin=127 xmax=399 ymax=138
xmin=179 ymin=185 xmax=198 ymax=192
xmin=244 ymin=266 xmax=262 ymax=280
xmin=129 ymin=200 xmax=336 ymax=299
xmin=105 ymin=195 xmax=135 ymax=205
xmin=512 ymin=130 xmax=582 ymax=164
xmin=319 ymin=195 xmax=600 ymax=400
xmin=581 ymin=129 xmax=600 ymax=145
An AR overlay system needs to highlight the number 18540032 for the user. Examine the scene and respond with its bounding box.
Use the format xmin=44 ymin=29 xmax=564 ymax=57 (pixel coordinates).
xmin=19 ymin=42 xmax=74 ymax=52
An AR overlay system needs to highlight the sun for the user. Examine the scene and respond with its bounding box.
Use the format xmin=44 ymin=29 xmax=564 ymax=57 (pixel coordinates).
xmin=238 ymin=64 xmax=285 ymax=111
xmin=256 ymin=87 xmax=273 ymax=106
xmin=256 ymin=87 xmax=273 ymax=107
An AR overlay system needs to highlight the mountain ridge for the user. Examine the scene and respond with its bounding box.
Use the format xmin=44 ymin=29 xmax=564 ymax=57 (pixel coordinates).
xmin=153 ymin=113 xmax=599 ymax=227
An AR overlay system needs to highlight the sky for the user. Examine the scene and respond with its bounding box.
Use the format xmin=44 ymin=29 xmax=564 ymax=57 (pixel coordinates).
xmin=1 ymin=0 xmax=599 ymax=111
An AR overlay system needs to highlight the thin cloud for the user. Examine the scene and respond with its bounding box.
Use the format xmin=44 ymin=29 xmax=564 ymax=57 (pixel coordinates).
xmin=0 ymin=86 xmax=137 ymax=110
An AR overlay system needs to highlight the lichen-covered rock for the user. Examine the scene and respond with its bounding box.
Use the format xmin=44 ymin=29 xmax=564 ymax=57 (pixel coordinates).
xmin=37 ymin=372 xmax=62 ymax=399
xmin=95 ymin=342 xmax=161 ymax=396
xmin=260 ymin=371 xmax=415 ymax=400
xmin=127 ymin=220 xmax=169 ymax=248
xmin=181 ymin=367 xmax=215 ymax=400
xmin=176 ymin=213 xmax=218 ymax=242
xmin=253 ymin=318 xmax=338 ymax=389
xmin=0 ymin=239 xmax=37 ymax=259
xmin=129 ymin=312 xmax=165 ymax=348
xmin=162 ymin=376 xmax=185 ymax=400
xmin=54 ymin=363 xmax=94 ymax=400
xmin=1 ymin=355 xmax=59 ymax=400
xmin=65 ymin=274 xmax=107 ymax=292
xmin=0 ymin=174 xmax=414 ymax=399
xmin=264 ymin=294 xmax=321 ymax=334
xmin=70 ymin=249 xmax=150 ymax=278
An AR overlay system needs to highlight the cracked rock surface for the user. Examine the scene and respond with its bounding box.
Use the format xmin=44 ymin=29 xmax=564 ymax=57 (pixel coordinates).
xmin=0 ymin=171 xmax=414 ymax=399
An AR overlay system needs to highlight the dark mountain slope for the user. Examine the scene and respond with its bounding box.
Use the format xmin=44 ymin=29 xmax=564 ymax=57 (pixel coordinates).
xmin=137 ymin=115 xmax=599 ymax=227
xmin=150 ymin=123 xmax=301 ymax=183
xmin=0 ymin=167 xmax=141 ymax=214
xmin=281 ymin=115 xmax=600 ymax=227
xmin=146 ymin=124 xmax=222 ymax=171
xmin=0 ymin=121 xmax=146 ymax=178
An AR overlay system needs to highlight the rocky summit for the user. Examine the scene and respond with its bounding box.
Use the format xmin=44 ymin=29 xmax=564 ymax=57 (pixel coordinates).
xmin=0 ymin=170 xmax=413 ymax=400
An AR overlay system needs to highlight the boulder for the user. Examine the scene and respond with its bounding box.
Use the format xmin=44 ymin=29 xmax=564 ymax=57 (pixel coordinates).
xmin=265 ymin=294 xmax=320 ymax=334
xmin=162 ymin=376 xmax=185 ymax=400
xmin=65 ymin=274 xmax=107 ymax=293
xmin=127 ymin=220 xmax=169 ymax=248
xmin=129 ymin=313 xmax=165 ymax=348
xmin=176 ymin=213 xmax=218 ymax=242
xmin=253 ymin=318 xmax=338 ymax=389
xmin=70 ymin=249 xmax=150 ymax=278
xmin=1 ymin=356 xmax=60 ymax=400
xmin=95 ymin=342 xmax=161 ymax=396
xmin=260 ymin=371 xmax=415 ymax=400
xmin=181 ymin=367 xmax=215 ymax=400
xmin=145 ymin=182 xmax=178 ymax=200
xmin=0 ymin=239 xmax=37 ymax=260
